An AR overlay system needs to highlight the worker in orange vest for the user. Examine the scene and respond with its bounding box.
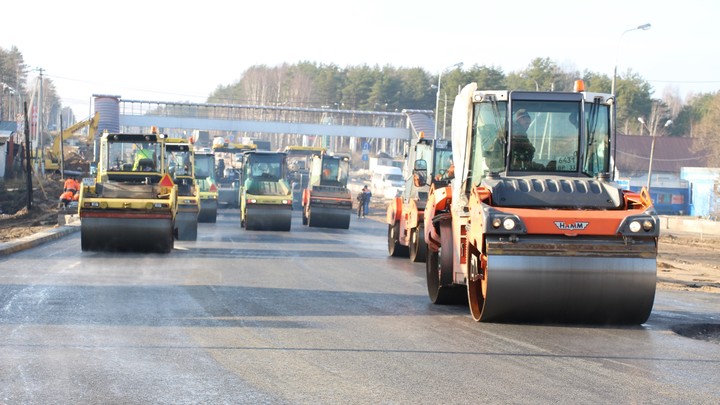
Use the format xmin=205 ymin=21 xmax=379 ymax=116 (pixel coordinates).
xmin=58 ymin=190 xmax=75 ymax=208
xmin=63 ymin=176 xmax=79 ymax=195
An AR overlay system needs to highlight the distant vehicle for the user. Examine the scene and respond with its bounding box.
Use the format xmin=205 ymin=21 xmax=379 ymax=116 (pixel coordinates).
xmin=193 ymin=149 xmax=218 ymax=222
xmin=191 ymin=130 xmax=211 ymax=148
xmin=301 ymin=152 xmax=353 ymax=229
xmin=371 ymin=165 xmax=404 ymax=199
xmin=386 ymin=137 xmax=452 ymax=262
xmin=284 ymin=146 xmax=327 ymax=208
xmin=212 ymin=142 xmax=257 ymax=208
xmin=165 ymin=138 xmax=199 ymax=240
xmin=43 ymin=112 xmax=100 ymax=175
xmin=239 ymin=137 xmax=272 ymax=151
xmin=239 ymin=151 xmax=293 ymax=231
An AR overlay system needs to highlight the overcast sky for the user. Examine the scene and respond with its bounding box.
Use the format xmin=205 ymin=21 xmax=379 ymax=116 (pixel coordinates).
xmin=4 ymin=0 xmax=719 ymax=119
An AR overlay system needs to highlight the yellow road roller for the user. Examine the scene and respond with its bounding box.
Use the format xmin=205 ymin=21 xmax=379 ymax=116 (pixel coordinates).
xmin=78 ymin=131 xmax=177 ymax=253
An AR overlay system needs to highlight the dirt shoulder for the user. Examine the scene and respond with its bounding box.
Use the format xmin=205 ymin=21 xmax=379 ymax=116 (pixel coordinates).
xmin=0 ymin=178 xmax=64 ymax=242
xmin=657 ymin=234 xmax=720 ymax=293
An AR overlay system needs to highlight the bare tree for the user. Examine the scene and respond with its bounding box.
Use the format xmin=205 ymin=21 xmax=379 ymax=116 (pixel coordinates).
xmin=693 ymin=92 xmax=720 ymax=166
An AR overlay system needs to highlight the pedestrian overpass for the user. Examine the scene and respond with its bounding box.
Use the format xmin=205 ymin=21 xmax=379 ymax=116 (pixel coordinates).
xmin=115 ymin=99 xmax=436 ymax=154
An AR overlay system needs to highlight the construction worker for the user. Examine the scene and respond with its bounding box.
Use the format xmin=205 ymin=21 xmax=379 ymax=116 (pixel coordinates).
xmin=58 ymin=190 xmax=75 ymax=208
xmin=132 ymin=145 xmax=155 ymax=171
xmin=510 ymin=109 xmax=536 ymax=169
xmin=63 ymin=176 xmax=79 ymax=195
xmin=435 ymin=155 xmax=455 ymax=181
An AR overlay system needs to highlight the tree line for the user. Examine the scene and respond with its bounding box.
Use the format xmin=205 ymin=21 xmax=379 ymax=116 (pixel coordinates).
xmin=0 ymin=46 xmax=62 ymax=128
xmin=2 ymin=46 xmax=719 ymax=166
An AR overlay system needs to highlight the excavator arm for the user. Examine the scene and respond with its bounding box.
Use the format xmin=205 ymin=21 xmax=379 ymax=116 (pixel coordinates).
xmin=49 ymin=111 xmax=100 ymax=157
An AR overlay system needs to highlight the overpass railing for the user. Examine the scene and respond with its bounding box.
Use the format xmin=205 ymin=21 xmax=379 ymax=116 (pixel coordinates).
xmin=119 ymin=100 xmax=431 ymax=132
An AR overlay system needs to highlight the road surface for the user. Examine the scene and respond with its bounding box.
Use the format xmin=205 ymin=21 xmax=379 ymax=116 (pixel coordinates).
xmin=1 ymin=209 xmax=718 ymax=404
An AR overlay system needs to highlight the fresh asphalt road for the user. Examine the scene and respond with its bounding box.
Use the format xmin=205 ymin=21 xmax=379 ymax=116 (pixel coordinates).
xmin=1 ymin=209 xmax=719 ymax=404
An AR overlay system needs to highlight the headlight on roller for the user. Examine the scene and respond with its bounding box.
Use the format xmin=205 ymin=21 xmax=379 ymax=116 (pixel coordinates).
xmin=618 ymin=215 xmax=659 ymax=236
xmin=502 ymin=218 xmax=516 ymax=231
xmin=642 ymin=219 xmax=654 ymax=232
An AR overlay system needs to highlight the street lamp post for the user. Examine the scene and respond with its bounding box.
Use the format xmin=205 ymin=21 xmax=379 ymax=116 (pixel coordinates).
xmin=639 ymin=117 xmax=672 ymax=191
xmin=434 ymin=62 xmax=463 ymax=139
xmin=611 ymin=23 xmax=651 ymax=96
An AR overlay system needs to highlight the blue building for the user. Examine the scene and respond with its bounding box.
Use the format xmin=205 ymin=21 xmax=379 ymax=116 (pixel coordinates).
xmin=615 ymin=134 xmax=712 ymax=216
xmin=681 ymin=167 xmax=720 ymax=217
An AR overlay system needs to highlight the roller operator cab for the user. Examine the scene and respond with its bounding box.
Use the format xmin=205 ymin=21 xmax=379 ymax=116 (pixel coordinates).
xmin=193 ymin=149 xmax=218 ymax=223
xmin=165 ymin=139 xmax=199 ymax=241
xmin=424 ymin=81 xmax=659 ymax=324
xmin=78 ymin=131 xmax=177 ymax=253
xmin=213 ymin=142 xmax=256 ymax=208
xmin=301 ymin=152 xmax=352 ymax=229
xmin=239 ymin=151 xmax=293 ymax=231
xmin=285 ymin=146 xmax=327 ymax=209
xmin=387 ymin=137 xmax=453 ymax=262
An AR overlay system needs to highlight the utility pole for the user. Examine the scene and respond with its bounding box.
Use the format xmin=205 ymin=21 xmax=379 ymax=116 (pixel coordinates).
xmin=59 ymin=113 xmax=65 ymax=179
xmin=23 ymin=102 xmax=33 ymax=210
xmin=37 ymin=68 xmax=45 ymax=174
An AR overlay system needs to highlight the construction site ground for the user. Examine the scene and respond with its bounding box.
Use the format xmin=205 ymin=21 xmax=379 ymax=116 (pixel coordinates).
xmin=1 ymin=178 xmax=718 ymax=295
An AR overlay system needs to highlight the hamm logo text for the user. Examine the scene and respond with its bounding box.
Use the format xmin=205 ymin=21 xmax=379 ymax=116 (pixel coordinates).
xmin=554 ymin=221 xmax=589 ymax=231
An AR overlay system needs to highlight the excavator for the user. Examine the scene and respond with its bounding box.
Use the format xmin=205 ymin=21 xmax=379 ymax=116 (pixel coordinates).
xmin=386 ymin=135 xmax=452 ymax=262
xmin=301 ymin=152 xmax=353 ymax=229
xmin=44 ymin=112 xmax=100 ymax=174
xmin=166 ymin=138 xmax=199 ymax=240
xmin=78 ymin=129 xmax=177 ymax=253
xmin=239 ymin=150 xmax=293 ymax=231
xmin=423 ymin=80 xmax=659 ymax=324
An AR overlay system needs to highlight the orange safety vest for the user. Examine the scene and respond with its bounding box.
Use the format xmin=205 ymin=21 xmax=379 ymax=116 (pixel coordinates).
xmin=64 ymin=178 xmax=78 ymax=192
xmin=59 ymin=191 xmax=74 ymax=201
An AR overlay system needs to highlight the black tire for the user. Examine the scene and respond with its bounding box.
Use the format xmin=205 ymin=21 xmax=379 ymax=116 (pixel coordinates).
xmin=340 ymin=213 xmax=350 ymax=229
xmin=158 ymin=230 xmax=174 ymax=253
xmin=80 ymin=231 xmax=89 ymax=252
xmin=409 ymin=225 xmax=427 ymax=263
xmin=426 ymin=221 xmax=464 ymax=304
xmin=176 ymin=219 xmax=198 ymax=241
xmin=198 ymin=207 xmax=217 ymax=223
xmin=388 ymin=223 xmax=409 ymax=257
xmin=241 ymin=210 xmax=248 ymax=229
xmin=467 ymin=251 xmax=486 ymax=321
